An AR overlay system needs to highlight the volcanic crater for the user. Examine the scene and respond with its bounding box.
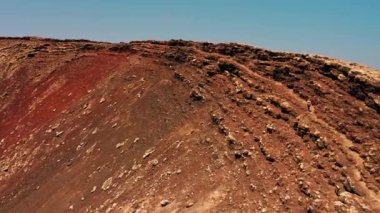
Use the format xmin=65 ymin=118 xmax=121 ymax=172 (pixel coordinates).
xmin=0 ymin=37 xmax=379 ymax=212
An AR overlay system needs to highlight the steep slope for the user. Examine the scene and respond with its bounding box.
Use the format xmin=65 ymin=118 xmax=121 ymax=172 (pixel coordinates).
xmin=0 ymin=37 xmax=379 ymax=212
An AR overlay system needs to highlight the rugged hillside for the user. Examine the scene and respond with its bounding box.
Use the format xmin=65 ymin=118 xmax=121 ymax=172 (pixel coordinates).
xmin=0 ymin=37 xmax=379 ymax=212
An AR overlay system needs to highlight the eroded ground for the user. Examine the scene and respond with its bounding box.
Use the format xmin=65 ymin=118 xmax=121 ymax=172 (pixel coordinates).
xmin=0 ymin=37 xmax=379 ymax=212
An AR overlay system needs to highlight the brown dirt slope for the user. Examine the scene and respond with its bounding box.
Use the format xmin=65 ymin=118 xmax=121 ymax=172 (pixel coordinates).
xmin=0 ymin=37 xmax=379 ymax=212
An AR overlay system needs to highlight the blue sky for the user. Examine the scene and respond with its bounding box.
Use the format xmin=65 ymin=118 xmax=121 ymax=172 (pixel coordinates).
xmin=1 ymin=0 xmax=379 ymax=68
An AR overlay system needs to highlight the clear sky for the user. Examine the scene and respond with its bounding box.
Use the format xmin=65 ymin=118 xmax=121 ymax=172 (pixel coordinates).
xmin=1 ymin=0 xmax=379 ymax=68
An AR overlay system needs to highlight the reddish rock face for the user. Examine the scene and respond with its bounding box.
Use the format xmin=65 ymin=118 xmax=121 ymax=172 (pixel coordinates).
xmin=0 ymin=37 xmax=379 ymax=212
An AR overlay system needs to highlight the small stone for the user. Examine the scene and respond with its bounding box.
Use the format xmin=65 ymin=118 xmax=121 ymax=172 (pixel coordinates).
xmin=186 ymin=201 xmax=194 ymax=208
xmin=99 ymin=97 xmax=105 ymax=103
xmin=376 ymin=177 xmax=380 ymax=184
xmin=234 ymin=151 xmax=243 ymax=160
xmin=263 ymin=106 xmax=274 ymax=115
xmin=334 ymin=201 xmax=346 ymax=210
xmin=143 ymin=148 xmax=155 ymax=159
xmin=218 ymin=124 xmax=229 ymax=135
xmin=242 ymin=150 xmax=252 ymax=157
xmin=265 ymin=154 xmax=275 ymax=162
xmin=266 ymin=124 xmax=274 ymax=133
xmin=316 ymin=138 xmax=326 ymax=149
xmin=174 ymin=72 xmax=185 ymax=81
xmin=343 ymin=178 xmax=360 ymax=195
xmin=115 ymin=142 xmax=125 ymax=149
xmin=280 ymin=101 xmax=292 ymax=113
xmin=243 ymin=91 xmax=253 ymax=100
xmin=226 ymin=134 xmax=236 ymax=145
xmin=149 ymin=159 xmax=159 ymax=166
xmin=91 ymin=128 xmax=98 ymax=134
xmin=55 ymin=131 xmax=64 ymax=137
xmin=69 ymin=205 xmax=74 ymax=210
xmin=256 ymin=97 xmax=263 ymax=105
xmin=160 ymin=199 xmax=170 ymax=207
xmin=91 ymin=186 xmax=97 ymax=193
xmin=101 ymin=177 xmax=113 ymax=191
xmin=190 ymin=90 xmax=204 ymax=101
xmin=211 ymin=113 xmax=223 ymax=125
xmin=337 ymin=74 xmax=346 ymax=81
xmin=132 ymin=162 xmax=142 ymax=170
xmin=2 ymin=164 xmax=9 ymax=172
xmin=307 ymin=206 xmax=315 ymax=213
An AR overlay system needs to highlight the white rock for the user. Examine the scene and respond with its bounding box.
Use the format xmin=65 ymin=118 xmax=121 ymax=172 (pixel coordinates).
xmin=115 ymin=142 xmax=124 ymax=149
xmin=160 ymin=199 xmax=170 ymax=207
xmin=91 ymin=186 xmax=97 ymax=193
xmin=102 ymin=177 xmax=113 ymax=191
xmin=143 ymin=148 xmax=155 ymax=159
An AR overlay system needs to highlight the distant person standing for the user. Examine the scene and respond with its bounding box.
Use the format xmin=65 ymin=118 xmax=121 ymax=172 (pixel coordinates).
xmin=307 ymin=100 xmax=312 ymax=112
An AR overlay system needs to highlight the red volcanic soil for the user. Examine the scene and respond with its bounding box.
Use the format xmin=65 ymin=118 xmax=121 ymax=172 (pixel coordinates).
xmin=0 ymin=37 xmax=379 ymax=212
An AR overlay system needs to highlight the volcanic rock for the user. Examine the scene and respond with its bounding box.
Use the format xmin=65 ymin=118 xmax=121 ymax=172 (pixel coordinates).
xmin=0 ymin=37 xmax=379 ymax=212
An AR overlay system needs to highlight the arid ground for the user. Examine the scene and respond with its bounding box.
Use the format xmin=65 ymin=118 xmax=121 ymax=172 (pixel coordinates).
xmin=0 ymin=37 xmax=379 ymax=212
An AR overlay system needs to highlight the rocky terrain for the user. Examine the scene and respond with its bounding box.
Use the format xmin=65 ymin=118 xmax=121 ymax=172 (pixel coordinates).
xmin=0 ymin=37 xmax=379 ymax=212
